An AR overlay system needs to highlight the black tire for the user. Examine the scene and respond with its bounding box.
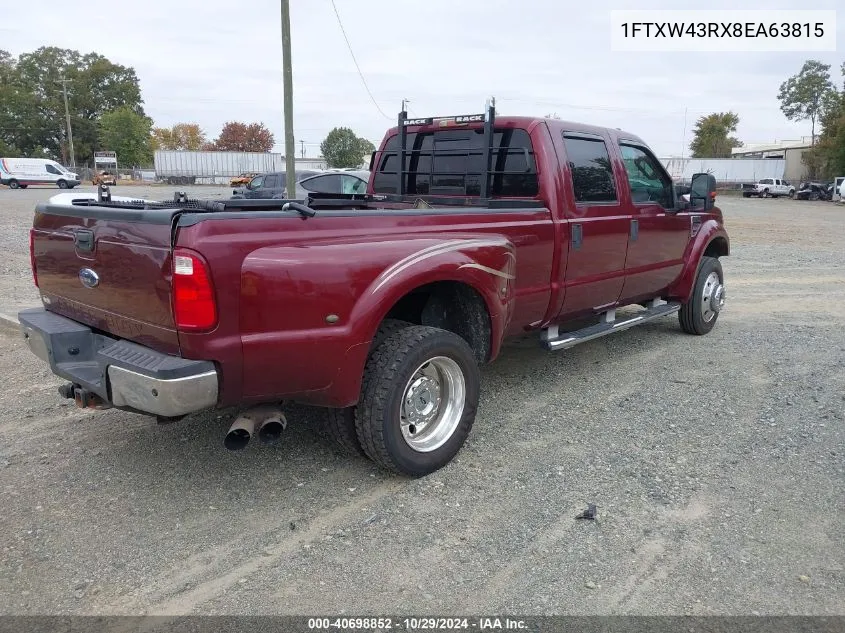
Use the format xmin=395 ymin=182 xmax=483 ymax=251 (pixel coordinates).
xmin=57 ymin=179 xmax=68 ymax=189
xmin=761 ymin=189 xmax=769 ymax=198
xmin=679 ymin=256 xmax=724 ymax=336
xmin=8 ymin=179 xmax=20 ymax=190
xmin=355 ymin=326 xmax=480 ymax=476
xmin=788 ymin=190 xmax=795 ymax=199
xmin=19 ymin=184 xmax=27 ymax=189
xmin=742 ymin=192 xmax=751 ymax=198
xmin=322 ymin=319 xmax=413 ymax=456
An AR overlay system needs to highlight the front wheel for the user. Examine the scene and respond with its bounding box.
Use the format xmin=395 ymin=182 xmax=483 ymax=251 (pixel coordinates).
xmin=57 ymin=179 xmax=68 ymax=189
xmin=8 ymin=179 xmax=20 ymax=190
xmin=788 ymin=190 xmax=795 ymax=199
xmin=679 ymin=256 xmax=725 ymax=335
xmin=761 ymin=189 xmax=769 ymax=198
xmin=356 ymin=326 xmax=479 ymax=476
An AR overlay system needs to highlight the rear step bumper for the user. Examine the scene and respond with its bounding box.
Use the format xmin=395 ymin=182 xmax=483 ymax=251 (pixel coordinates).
xmin=18 ymin=308 xmax=218 ymax=417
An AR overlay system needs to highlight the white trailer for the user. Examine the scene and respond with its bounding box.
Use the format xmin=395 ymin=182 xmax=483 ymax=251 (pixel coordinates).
xmin=660 ymin=157 xmax=786 ymax=186
xmin=153 ymin=151 xmax=327 ymax=185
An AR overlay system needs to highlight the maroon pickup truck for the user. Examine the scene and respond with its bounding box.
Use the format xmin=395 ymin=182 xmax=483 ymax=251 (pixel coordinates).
xmin=19 ymin=103 xmax=729 ymax=476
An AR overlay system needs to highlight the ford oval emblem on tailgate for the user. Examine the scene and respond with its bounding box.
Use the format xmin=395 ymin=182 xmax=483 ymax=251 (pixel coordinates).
xmin=79 ymin=268 xmax=100 ymax=288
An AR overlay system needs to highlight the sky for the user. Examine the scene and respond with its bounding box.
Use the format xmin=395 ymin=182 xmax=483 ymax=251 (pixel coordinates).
xmin=1 ymin=0 xmax=843 ymax=158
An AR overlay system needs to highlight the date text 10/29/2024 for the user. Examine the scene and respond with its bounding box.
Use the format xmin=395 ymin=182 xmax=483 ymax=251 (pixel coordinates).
xmin=308 ymin=617 xmax=529 ymax=630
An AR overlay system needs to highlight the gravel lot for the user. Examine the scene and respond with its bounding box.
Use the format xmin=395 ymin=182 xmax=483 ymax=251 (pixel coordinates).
xmin=0 ymin=185 xmax=843 ymax=616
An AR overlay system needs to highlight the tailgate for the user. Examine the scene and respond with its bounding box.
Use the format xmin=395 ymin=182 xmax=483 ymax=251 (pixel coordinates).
xmin=31 ymin=202 xmax=181 ymax=355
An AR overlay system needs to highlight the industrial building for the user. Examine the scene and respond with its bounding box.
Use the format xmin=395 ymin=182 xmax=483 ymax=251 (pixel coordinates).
xmin=730 ymin=138 xmax=813 ymax=182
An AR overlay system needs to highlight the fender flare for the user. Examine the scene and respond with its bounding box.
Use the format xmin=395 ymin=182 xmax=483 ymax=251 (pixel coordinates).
xmin=667 ymin=220 xmax=729 ymax=303
xmin=327 ymin=236 xmax=517 ymax=407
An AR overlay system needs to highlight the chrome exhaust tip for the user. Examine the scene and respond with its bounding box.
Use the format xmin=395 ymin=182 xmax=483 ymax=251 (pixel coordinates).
xmin=224 ymin=415 xmax=255 ymax=451
xmin=257 ymin=414 xmax=287 ymax=445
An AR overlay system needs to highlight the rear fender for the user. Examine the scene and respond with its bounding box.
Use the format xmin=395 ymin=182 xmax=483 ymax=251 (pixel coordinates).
xmin=238 ymin=234 xmax=516 ymax=407
xmin=666 ymin=218 xmax=730 ymax=303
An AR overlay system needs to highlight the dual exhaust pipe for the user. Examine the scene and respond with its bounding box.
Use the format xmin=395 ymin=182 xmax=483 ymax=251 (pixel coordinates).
xmin=224 ymin=405 xmax=287 ymax=451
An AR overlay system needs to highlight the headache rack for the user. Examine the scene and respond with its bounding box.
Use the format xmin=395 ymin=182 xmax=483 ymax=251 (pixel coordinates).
xmin=376 ymin=97 xmax=538 ymax=202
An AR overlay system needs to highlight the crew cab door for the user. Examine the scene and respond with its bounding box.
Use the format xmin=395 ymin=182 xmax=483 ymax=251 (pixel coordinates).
xmin=616 ymin=142 xmax=690 ymax=301
xmin=554 ymin=132 xmax=631 ymax=318
xmin=244 ymin=175 xmax=265 ymax=199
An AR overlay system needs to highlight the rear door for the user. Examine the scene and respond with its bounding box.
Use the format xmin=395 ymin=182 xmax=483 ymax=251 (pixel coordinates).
xmin=262 ymin=173 xmax=280 ymax=198
xmin=616 ymin=142 xmax=690 ymax=301
xmin=32 ymin=202 xmax=180 ymax=354
xmin=555 ymin=132 xmax=630 ymax=318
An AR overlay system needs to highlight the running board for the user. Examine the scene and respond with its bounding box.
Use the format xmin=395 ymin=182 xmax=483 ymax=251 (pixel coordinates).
xmin=541 ymin=301 xmax=681 ymax=351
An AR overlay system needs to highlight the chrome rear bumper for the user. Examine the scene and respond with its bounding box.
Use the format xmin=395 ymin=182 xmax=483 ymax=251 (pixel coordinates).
xmin=18 ymin=308 xmax=218 ymax=417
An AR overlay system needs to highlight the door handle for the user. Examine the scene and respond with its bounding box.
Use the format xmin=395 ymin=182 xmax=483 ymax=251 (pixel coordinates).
xmin=571 ymin=224 xmax=583 ymax=250
xmin=74 ymin=229 xmax=94 ymax=252
xmin=630 ymin=219 xmax=639 ymax=241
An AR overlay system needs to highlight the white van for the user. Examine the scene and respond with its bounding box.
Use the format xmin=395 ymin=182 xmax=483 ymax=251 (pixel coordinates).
xmin=0 ymin=158 xmax=80 ymax=189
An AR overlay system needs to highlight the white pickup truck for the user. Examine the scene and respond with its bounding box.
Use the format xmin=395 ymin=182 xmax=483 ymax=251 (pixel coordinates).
xmin=742 ymin=178 xmax=795 ymax=199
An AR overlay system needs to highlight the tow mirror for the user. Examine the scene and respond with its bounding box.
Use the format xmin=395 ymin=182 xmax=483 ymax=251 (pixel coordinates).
xmin=690 ymin=172 xmax=716 ymax=210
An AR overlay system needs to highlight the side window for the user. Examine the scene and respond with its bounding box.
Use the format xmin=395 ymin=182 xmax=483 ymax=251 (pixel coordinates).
xmin=248 ymin=176 xmax=265 ymax=190
xmin=619 ymin=144 xmax=673 ymax=209
xmin=341 ymin=175 xmax=367 ymax=194
xmin=562 ymin=135 xmax=617 ymax=202
xmin=45 ymin=164 xmax=61 ymax=175
xmin=263 ymin=174 xmax=278 ymax=189
xmin=302 ymin=174 xmax=342 ymax=194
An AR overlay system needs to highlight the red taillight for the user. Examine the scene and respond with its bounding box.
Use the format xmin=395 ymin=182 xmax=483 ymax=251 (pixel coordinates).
xmin=172 ymin=248 xmax=217 ymax=331
xmin=29 ymin=228 xmax=38 ymax=288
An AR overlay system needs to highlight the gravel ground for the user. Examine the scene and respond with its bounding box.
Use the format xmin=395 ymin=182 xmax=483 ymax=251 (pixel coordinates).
xmin=0 ymin=185 xmax=843 ymax=616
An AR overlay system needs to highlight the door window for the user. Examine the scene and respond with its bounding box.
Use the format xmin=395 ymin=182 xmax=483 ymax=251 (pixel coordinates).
xmin=562 ymin=135 xmax=617 ymax=202
xmin=263 ymin=174 xmax=278 ymax=189
xmin=302 ymin=174 xmax=342 ymax=194
xmin=45 ymin=164 xmax=61 ymax=175
xmin=619 ymin=144 xmax=674 ymax=209
xmin=248 ymin=176 xmax=265 ymax=190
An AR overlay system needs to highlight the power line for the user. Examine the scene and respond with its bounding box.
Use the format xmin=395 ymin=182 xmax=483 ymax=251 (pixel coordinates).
xmin=328 ymin=0 xmax=391 ymax=121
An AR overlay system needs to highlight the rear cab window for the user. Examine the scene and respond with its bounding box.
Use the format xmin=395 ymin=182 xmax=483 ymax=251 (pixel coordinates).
xmin=372 ymin=127 xmax=538 ymax=197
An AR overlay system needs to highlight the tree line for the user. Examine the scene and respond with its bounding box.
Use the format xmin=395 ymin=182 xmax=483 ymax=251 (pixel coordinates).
xmin=0 ymin=46 xmax=373 ymax=169
xmin=689 ymin=59 xmax=845 ymax=179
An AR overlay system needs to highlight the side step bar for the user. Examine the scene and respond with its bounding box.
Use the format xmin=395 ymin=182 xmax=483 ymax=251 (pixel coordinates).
xmin=541 ymin=300 xmax=681 ymax=351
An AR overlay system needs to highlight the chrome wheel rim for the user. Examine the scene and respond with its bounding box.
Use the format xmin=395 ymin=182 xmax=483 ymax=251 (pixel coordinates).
xmin=400 ymin=356 xmax=465 ymax=453
xmin=701 ymin=272 xmax=725 ymax=323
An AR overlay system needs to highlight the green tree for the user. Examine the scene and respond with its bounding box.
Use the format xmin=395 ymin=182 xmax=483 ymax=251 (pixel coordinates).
xmin=320 ymin=127 xmax=375 ymax=168
xmin=802 ymin=63 xmax=845 ymax=179
xmin=98 ymin=107 xmax=153 ymax=166
xmin=0 ymin=47 xmax=144 ymax=165
xmin=689 ymin=112 xmax=743 ymax=158
xmin=778 ymin=60 xmax=836 ymax=145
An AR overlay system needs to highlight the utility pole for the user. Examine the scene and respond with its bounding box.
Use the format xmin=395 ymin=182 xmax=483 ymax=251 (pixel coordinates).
xmin=281 ymin=0 xmax=296 ymax=197
xmin=57 ymin=77 xmax=76 ymax=168
xmin=300 ymin=139 xmax=306 ymax=159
